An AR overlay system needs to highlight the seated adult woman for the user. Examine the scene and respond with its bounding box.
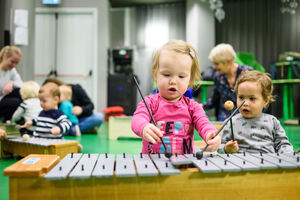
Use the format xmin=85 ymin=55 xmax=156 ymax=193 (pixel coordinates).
xmin=0 ymin=46 xmax=23 ymax=122
xmin=43 ymin=78 xmax=104 ymax=135
xmin=202 ymin=43 xmax=252 ymax=121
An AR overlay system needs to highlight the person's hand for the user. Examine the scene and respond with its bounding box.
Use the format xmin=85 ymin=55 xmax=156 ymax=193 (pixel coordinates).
xmin=142 ymin=124 xmax=163 ymax=144
xmin=51 ymin=126 xmax=61 ymax=135
xmin=2 ymin=81 xmax=13 ymax=95
xmin=0 ymin=129 xmax=7 ymax=140
xmin=224 ymin=140 xmax=239 ymax=153
xmin=24 ymin=121 xmax=33 ymax=129
xmin=201 ymin=131 xmax=221 ymax=152
xmin=72 ymin=106 xmax=83 ymax=116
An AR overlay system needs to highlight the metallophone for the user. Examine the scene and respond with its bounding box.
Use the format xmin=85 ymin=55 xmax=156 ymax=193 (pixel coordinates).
xmin=4 ymin=152 xmax=300 ymax=200
xmin=1 ymin=123 xmax=79 ymax=158
xmin=1 ymin=136 xmax=78 ymax=158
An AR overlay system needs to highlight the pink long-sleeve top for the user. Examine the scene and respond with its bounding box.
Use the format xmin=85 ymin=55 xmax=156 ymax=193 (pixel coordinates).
xmin=131 ymin=93 xmax=217 ymax=155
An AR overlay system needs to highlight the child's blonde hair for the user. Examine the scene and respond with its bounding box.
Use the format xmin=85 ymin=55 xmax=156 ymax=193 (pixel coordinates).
xmin=234 ymin=70 xmax=275 ymax=106
xmin=39 ymin=82 xmax=60 ymax=99
xmin=20 ymin=81 xmax=40 ymax=100
xmin=59 ymin=85 xmax=72 ymax=101
xmin=151 ymin=40 xmax=201 ymax=88
xmin=0 ymin=46 xmax=22 ymax=62
xmin=209 ymin=43 xmax=236 ymax=63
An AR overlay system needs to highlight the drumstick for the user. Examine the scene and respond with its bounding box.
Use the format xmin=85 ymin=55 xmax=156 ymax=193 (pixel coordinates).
xmin=195 ymin=100 xmax=245 ymax=160
xmin=132 ymin=75 xmax=172 ymax=158
xmin=15 ymin=124 xmax=26 ymax=130
xmin=224 ymin=101 xmax=235 ymax=141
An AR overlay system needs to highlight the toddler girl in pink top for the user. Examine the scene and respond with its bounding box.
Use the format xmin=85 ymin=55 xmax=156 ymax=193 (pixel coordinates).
xmin=131 ymin=40 xmax=220 ymax=155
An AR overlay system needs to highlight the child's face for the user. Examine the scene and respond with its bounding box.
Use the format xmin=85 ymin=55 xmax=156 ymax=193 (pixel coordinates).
xmin=59 ymin=86 xmax=72 ymax=102
xmin=237 ymin=81 xmax=268 ymax=119
xmin=59 ymin=92 xmax=68 ymax=102
xmin=38 ymin=92 xmax=59 ymax=111
xmin=155 ymin=50 xmax=192 ymax=102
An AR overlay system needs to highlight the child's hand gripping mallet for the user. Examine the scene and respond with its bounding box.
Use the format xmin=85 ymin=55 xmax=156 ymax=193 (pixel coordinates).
xmin=15 ymin=124 xmax=30 ymax=141
xmin=195 ymin=100 xmax=245 ymax=160
xmin=132 ymin=75 xmax=172 ymax=158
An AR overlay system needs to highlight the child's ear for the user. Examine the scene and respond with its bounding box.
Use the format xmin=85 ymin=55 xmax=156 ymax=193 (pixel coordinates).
xmin=263 ymin=99 xmax=269 ymax=107
xmin=54 ymin=96 xmax=60 ymax=103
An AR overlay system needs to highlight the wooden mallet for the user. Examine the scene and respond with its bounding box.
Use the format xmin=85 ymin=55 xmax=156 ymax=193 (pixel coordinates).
xmin=224 ymin=100 xmax=235 ymax=141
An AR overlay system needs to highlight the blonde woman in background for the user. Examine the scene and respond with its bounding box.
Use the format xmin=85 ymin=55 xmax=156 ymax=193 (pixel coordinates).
xmin=0 ymin=46 xmax=23 ymax=122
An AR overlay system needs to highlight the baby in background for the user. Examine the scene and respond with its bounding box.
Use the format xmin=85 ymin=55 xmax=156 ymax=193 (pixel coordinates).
xmin=11 ymin=81 xmax=42 ymax=135
xmin=219 ymin=70 xmax=294 ymax=154
xmin=24 ymin=82 xmax=71 ymax=138
xmin=59 ymin=85 xmax=81 ymax=136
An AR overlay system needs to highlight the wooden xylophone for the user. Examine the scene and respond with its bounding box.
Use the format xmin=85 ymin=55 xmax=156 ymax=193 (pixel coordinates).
xmin=4 ymin=152 xmax=300 ymax=200
xmin=1 ymin=137 xmax=78 ymax=158
xmin=0 ymin=123 xmax=20 ymax=136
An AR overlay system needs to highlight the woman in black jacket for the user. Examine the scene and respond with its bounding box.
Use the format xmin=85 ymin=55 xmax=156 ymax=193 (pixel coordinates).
xmin=43 ymin=78 xmax=104 ymax=135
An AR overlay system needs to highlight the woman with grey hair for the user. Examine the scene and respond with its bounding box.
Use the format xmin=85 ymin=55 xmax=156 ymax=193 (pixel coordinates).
xmin=202 ymin=43 xmax=252 ymax=121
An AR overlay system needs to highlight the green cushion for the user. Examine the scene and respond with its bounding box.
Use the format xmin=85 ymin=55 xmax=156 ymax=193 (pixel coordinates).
xmin=236 ymin=52 xmax=265 ymax=72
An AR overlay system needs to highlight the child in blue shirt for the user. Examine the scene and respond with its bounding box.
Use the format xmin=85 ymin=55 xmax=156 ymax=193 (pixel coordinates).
xmin=59 ymin=85 xmax=81 ymax=136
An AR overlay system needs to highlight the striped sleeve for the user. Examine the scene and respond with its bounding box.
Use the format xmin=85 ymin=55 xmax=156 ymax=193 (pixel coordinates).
xmin=34 ymin=110 xmax=71 ymax=135
xmin=56 ymin=114 xmax=72 ymax=134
